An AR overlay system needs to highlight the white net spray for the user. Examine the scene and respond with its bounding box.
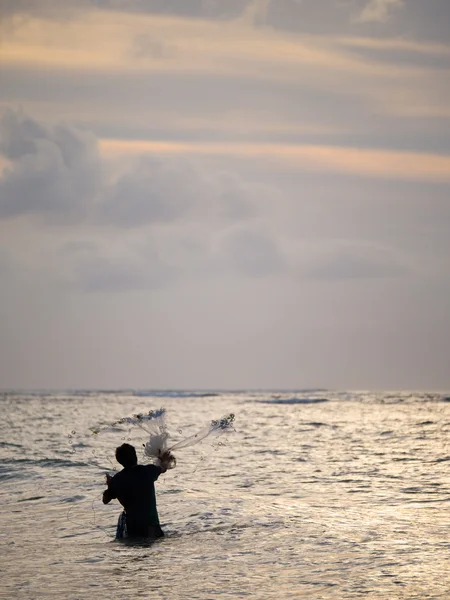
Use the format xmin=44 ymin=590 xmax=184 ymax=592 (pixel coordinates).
xmin=143 ymin=411 xmax=236 ymax=468
xmin=169 ymin=414 xmax=236 ymax=451
xmin=90 ymin=409 xmax=235 ymax=469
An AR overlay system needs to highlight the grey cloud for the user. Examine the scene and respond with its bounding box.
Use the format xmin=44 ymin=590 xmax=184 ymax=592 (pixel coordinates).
xmin=405 ymin=0 xmax=450 ymax=44
xmin=93 ymin=0 xmax=246 ymax=20
xmin=304 ymin=242 xmax=409 ymax=280
xmin=96 ymin=0 xmax=410 ymax=38
xmin=90 ymin=0 xmax=358 ymax=35
xmin=354 ymin=0 xmax=405 ymax=24
xmin=0 ymin=109 xmax=267 ymax=228
xmin=74 ymin=254 xmax=172 ymax=293
xmin=0 ymin=68 xmax=359 ymax=142
xmin=0 ymin=248 xmax=15 ymax=281
xmin=132 ymin=35 xmax=178 ymax=61
xmin=0 ymin=0 xmax=89 ymax=24
xmin=53 ymin=219 xmax=284 ymax=293
xmin=207 ymin=171 xmax=259 ymax=221
xmin=0 ymin=109 xmax=100 ymax=223
xmin=0 ymin=0 xmax=248 ymax=22
xmin=97 ymin=157 xmax=198 ymax=227
xmin=217 ymin=225 xmax=285 ymax=277
xmin=58 ymin=239 xmax=174 ymax=292
xmin=97 ymin=157 xmax=262 ymax=228
xmin=339 ymin=42 xmax=450 ymax=72
xmin=2 ymin=0 xmax=448 ymax=46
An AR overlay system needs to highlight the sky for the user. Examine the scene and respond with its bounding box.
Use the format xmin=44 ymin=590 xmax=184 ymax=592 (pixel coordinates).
xmin=0 ymin=0 xmax=449 ymax=390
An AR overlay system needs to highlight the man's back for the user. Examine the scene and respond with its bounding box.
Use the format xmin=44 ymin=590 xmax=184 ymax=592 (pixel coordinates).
xmin=107 ymin=464 xmax=162 ymax=537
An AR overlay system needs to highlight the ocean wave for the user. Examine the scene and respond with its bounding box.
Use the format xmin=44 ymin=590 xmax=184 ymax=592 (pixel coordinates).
xmin=133 ymin=390 xmax=219 ymax=398
xmin=257 ymin=397 xmax=329 ymax=405
xmin=17 ymin=495 xmax=45 ymax=502
xmin=434 ymin=456 xmax=450 ymax=463
xmin=2 ymin=457 xmax=91 ymax=469
xmin=0 ymin=468 xmax=20 ymax=481
xmin=0 ymin=441 xmax=23 ymax=449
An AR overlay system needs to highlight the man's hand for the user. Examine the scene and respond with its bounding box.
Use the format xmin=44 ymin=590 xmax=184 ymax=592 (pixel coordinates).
xmin=158 ymin=450 xmax=176 ymax=472
xmin=103 ymin=489 xmax=113 ymax=504
xmin=102 ymin=473 xmax=113 ymax=504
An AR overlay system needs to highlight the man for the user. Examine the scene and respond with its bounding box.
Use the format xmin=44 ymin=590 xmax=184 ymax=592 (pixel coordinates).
xmin=103 ymin=443 xmax=173 ymax=540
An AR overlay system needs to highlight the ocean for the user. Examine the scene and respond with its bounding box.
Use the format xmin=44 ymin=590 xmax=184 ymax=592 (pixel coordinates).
xmin=1 ymin=390 xmax=449 ymax=599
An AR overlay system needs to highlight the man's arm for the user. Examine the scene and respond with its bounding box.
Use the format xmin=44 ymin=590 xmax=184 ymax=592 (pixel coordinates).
xmin=102 ymin=473 xmax=116 ymax=504
xmin=146 ymin=455 xmax=173 ymax=482
xmin=158 ymin=450 xmax=175 ymax=473
xmin=102 ymin=488 xmax=114 ymax=504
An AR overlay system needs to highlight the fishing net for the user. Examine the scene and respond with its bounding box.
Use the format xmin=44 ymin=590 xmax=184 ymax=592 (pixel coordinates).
xmin=89 ymin=408 xmax=235 ymax=470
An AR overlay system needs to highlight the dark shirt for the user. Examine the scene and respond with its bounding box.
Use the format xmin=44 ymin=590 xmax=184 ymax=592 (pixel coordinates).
xmin=107 ymin=464 xmax=163 ymax=537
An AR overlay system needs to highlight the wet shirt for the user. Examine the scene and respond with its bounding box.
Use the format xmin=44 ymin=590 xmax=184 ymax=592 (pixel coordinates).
xmin=107 ymin=464 xmax=162 ymax=533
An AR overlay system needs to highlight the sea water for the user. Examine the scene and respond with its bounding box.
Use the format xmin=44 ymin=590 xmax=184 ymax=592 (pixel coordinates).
xmin=1 ymin=390 xmax=449 ymax=599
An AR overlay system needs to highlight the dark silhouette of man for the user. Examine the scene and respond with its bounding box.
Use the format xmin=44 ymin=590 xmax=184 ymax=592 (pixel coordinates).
xmin=103 ymin=443 xmax=172 ymax=540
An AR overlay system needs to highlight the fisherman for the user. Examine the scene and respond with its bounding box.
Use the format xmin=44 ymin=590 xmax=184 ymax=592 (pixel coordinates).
xmin=102 ymin=443 xmax=173 ymax=540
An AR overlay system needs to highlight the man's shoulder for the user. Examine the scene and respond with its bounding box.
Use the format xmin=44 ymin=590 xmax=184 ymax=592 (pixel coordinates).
xmin=111 ymin=464 xmax=161 ymax=479
xmin=142 ymin=463 xmax=162 ymax=479
xmin=143 ymin=463 xmax=159 ymax=470
xmin=110 ymin=468 xmax=125 ymax=482
xmin=140 ymin=463 xmax=161 ymax=474
xmin=109 ymin=466 xmax=138 ymax=487
xmin=115 ymin=464 xmax=158 ymax=474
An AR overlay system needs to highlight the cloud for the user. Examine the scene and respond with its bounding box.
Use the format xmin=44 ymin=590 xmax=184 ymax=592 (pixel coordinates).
xmin=237 ymin=0 xmax=271 ymax=27
xmin=0 ymin=108 xmax=269 ymax=228
xmin=217 ymin=224 xmax=285 ymax=277
xmin=96 ymin=157 xmax=199 ymax=227
xmin=209 ymin=171 xmax=259 ymax=221
xmin=355 ymin=0 xmax=405 ymax=24
xmin=338 ymin=35 xmax=450 ymax=57
xmin=0 ymin=108 xmax=444 ymax=296
xmin=4 ymin=3 xmax=449 ymax=137
xmin=55 ymin=220 xmax=286 ymax=292
xmin=303 ymin=241 xmax=409 ymax=280
xmin=0 ymin=8 xmax=417 ymax=80
xmin=0 ymin=247 xmax=15 ymax=281
xmin=99 ymin=138 xmax=450 ymax=183
xmin=132 ymin=34 xmax=177 ymax=61
xmin=58 ymin=239 xmax=174 ymax=292
xmin=0 ymin=0 xmax=88 ymax=32
xmin=0 ymin=108 xmax=101 ymax=223
xmin=0 ymin=0 xmax=79 ymax=16
xmin=96 ymin=154 xmax=263 ymax=228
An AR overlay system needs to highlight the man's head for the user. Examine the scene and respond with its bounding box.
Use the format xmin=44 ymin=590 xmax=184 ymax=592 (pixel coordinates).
xmin=115 ymin=443 xmax=138 ymax=468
